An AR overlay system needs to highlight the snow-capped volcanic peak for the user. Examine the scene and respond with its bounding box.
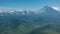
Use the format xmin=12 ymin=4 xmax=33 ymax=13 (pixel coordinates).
xmin=52 ymin=7 xmax=60 ymax=11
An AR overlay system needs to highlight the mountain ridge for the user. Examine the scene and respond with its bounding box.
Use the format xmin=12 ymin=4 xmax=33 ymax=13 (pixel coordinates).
xmin=0 ymin=6 xmax=60 ymax=15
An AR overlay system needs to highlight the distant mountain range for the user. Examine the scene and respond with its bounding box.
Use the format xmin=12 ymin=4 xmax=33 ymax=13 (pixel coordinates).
xmin=0 ymin=6 xmax=60 ymax=34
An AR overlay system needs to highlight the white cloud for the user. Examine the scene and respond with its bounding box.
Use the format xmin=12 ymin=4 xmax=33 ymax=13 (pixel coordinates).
xmin=52 ymin=7 xmax=60 ymax=11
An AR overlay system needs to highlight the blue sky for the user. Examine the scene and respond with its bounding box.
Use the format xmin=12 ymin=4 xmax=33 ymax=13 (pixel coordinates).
xmin=0 ymin=0 xmax=60 ymax=10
